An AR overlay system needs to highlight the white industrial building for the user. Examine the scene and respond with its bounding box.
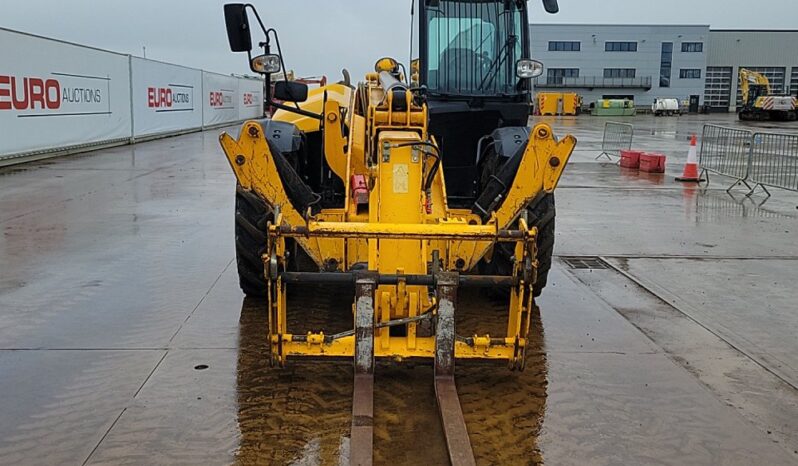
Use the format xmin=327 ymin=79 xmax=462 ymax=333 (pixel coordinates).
xmin=706 ymin=30 xmax=798 ymax=111
xmin=530 ymin=24 xmax=798 ymax=112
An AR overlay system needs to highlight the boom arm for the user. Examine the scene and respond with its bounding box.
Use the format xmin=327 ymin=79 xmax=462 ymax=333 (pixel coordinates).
xmin=739 ymin=68 xmax=771 ymax=104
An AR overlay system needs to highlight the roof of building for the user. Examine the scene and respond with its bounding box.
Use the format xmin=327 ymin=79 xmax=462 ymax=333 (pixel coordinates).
xmin=529 ymin=24 xmax=798 ymax=33
xmin=530 ymin=23 xmax=710 ymax=28
xmin=710 ymin=29 xmax=798 ymax=33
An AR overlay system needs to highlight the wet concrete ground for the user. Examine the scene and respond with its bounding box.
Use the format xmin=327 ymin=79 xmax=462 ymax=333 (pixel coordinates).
xmin=1 ymin=113 xmax=797 ymax=465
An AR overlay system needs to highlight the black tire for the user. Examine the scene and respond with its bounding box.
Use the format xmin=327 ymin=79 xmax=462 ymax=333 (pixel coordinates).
xmin=481 ymin=194 xmax=556 ymax=298
xmin=235 ymin=186 xmax=272 ymax=297
xmin=528 ymin=194 xmax=556 ymax=296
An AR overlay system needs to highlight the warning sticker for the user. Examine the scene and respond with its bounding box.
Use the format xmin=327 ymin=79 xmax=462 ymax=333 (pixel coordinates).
xmin=392 ymin=164 xmax=409 ymax=193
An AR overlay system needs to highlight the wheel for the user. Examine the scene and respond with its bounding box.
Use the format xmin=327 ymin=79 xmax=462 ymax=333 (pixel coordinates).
xmin=528 ymin=194 xmax=555 ymax=297
xmin=481 ymin=194 xmax=556 ymax=298
xmin=235 ymin=185 xmax=272 ymax=297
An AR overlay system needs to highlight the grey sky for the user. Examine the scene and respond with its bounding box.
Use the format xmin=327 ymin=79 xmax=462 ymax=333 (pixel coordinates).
xmin=4 ymin=0 xmax=798 ymax=81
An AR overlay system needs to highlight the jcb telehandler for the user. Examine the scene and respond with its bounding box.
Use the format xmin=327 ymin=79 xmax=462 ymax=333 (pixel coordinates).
xmin=220 ymin=1 xmax=575 ymax=463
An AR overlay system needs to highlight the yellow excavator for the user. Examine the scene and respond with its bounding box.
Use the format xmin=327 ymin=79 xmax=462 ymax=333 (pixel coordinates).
xmin=220 ymin=1 xmax=575 ymax=464
xmin=738 ymin=68 xmax=798 ymax=121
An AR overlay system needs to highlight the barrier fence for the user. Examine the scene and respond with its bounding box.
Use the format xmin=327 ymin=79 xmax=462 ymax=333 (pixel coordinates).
xmin=596 ymin=121 xmax=634 ymax=160
xmin=698 ymin=125 xmax=753 ymax=185
xmin=748 ymin=132 xmax=798 ymax=195
xmin=0 ymin=27 xmax=264 ymax=166
xmin=699 ymin=124 xmax=798 ymax=198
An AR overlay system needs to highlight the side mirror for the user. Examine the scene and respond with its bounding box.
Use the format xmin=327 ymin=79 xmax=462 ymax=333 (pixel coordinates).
xmin=224 ymin=4 xmax=252 ymax=52
xmin=274 ymin=81 xmax=309 ymax=103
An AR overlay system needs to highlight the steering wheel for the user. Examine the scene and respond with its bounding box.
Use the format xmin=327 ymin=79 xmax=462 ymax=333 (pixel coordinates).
xmin=440 ymin=48 xmax=490 ymax=86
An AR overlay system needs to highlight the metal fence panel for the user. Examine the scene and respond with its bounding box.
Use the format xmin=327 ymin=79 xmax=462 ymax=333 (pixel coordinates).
xmin=698 ymin=125 xmax=753 ymax=182
xmin=597 ymin=122 xmax=633 ymax=160
xmin=748 ymin=132 xmax=798 ymax=193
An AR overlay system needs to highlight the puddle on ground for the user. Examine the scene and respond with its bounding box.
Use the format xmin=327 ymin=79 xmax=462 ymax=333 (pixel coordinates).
xmin=234 ymin=287 xmax=548 ymax=465
xmin=693 ymin=189 xmax=798 ymax=222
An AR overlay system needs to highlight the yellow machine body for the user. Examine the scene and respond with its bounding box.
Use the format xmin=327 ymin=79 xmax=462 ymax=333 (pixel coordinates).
xmin=220 ymin=71 xmax=576 ymax=368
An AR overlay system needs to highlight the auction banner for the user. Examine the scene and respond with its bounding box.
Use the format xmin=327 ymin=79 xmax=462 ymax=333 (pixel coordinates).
xmin=202 ymin=71 xmax=239 ymax=127
xmin=131 ymin=58 xmax=202 ymax=138
xmin=238 ymin=77 xmax=264 ymax=121
xmin=0 ymin=28 xmax=132 ymax=158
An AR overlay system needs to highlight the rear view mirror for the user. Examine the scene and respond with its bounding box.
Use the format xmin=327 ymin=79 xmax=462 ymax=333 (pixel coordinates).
xmin=224 ymin=4 xmax=252 ymax=52
xmin=274 ymin=81 xmax=309 ymax=103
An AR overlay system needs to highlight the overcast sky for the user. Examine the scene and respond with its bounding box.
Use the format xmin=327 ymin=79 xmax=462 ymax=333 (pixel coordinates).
xmin=4 ymin=0 xmax=798 ymax=80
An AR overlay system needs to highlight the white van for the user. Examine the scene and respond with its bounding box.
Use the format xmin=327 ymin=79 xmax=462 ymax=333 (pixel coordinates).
xmin=652 ymin=98 xmax=681 ymax=116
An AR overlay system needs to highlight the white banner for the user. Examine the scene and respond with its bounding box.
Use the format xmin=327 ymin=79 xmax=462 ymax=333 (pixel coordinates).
xmin=202 ymin=71 xmax=238 ymax=127
xmin=0 ymin=28 xmax=273 ymax=161
xmin=238 ymin=77 xmax=264 ymax=120
xmin=0 ymin=29 xmax=131 ymax=157
xmin=131 ymin=58 xmax=202 ymax=137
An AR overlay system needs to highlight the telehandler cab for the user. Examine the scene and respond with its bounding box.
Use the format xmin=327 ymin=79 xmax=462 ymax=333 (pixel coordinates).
xmin=220 ymin=1 xmax=575 ymax=463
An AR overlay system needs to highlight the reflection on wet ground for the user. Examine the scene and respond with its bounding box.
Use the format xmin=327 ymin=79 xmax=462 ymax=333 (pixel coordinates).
xmin=694 ymin=188 xmax=798 ymax=221
xmin=457 ymin=290 xmax=547 ymax=466
xmin=234 ymin=288 xmax=548 ymax=465
xmin=235 ymin=290 xmax=352 ymax=466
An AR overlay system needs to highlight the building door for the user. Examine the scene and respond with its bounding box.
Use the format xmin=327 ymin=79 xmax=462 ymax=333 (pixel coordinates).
xmin=689 ymin=95 xmax=700 ymax=113
xmin=704 ymin=66 xmax=732 ymax=111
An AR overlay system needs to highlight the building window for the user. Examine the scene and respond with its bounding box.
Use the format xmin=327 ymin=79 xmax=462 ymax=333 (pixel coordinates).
xmin=548 ymin=41 xmax=581 ymax=52
xmin=660 ymin=42 xmax=673 ymax=88
xmin=791 ymin=68 xmax=798 ymax=97
xmin=604 ymin=68 xmax=636 ymax=79
xmin=680 ymin=69 xmax=702 ymax=79
xmin=681 ymin=42 xmax=704 ymax=53
xmin=547 ymin=68 xmax=579 ymax=84
xmin=605 ymin=41 xmax=638 ymax=52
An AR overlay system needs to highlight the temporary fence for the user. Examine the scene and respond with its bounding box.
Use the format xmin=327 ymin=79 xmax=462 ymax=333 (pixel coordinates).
xmin=698 ymin=125 xmax=753 ymax=187
xmin=698 ymin=124 xmax=798 ymax=198
xmin=596 ymin=121 xmax=634 ymax=160
xmin=747 ymin=132 xmax=798 ymax=196
xmin=0 ymin=27 xmax=265 ymax=166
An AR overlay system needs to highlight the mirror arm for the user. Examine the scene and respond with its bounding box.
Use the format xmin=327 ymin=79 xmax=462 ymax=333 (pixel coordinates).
xmin=265 ymin=29 xmax=294 ymax=104
xmin=270 ymin=101 xmax=323 ymax=120
xmin=240 ymin=4 xmax=273 ymax=108
xmin=244 ymin=4 xmax=269 ymax=36
xmin=240 ymin=4 xmax=314 ymax=119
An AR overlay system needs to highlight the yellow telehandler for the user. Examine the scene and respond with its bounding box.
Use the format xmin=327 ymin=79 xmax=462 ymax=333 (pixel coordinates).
xmin=220 ymin=1 xmax=575 ymax=463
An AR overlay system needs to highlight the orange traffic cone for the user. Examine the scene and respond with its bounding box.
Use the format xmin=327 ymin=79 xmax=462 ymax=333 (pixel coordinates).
xmin=676 ymin=134 xmax=704 ymax=182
